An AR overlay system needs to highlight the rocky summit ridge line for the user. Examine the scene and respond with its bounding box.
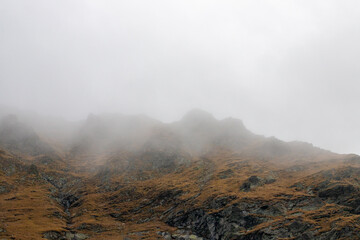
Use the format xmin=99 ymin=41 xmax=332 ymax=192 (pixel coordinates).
xmin=1 ymin=109 xmax=360 ymax=239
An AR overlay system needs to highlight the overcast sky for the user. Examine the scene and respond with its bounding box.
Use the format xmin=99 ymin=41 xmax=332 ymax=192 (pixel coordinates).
xmin=1 ymin=0 xmax=360 ymax=154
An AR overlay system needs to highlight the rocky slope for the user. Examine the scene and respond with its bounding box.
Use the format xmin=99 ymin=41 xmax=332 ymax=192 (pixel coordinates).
xmin=1 ymin=110 xmax=359 ymax=239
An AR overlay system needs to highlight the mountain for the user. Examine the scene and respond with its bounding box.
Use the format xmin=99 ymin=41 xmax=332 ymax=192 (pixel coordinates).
xmin=1 ymin=110 xmax=360 ymax=239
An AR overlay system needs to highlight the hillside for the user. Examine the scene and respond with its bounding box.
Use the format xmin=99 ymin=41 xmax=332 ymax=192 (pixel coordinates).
xmin=1 ymin=110 xmax=360 ymax=239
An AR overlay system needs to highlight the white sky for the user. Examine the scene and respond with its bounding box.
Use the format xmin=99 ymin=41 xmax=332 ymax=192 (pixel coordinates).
xmin=1 ymin=0 xmax=360 ymax=154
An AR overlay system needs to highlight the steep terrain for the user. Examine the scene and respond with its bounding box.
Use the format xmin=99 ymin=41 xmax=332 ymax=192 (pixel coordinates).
xmin=1 ymin=110 xmax=360 ymax=239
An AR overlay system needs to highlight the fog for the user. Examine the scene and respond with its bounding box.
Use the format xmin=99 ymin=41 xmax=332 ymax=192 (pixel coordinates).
xmin=1 ymin=0 xmax=360 ymax=154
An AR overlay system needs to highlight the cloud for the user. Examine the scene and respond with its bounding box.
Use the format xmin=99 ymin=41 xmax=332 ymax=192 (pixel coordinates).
xmin=0 ymin=0 xmax=359 ymax=153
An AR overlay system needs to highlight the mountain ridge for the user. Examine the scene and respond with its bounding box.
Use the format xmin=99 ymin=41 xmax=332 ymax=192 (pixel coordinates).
xmin=1 ymin=109 xmax=359 ymax=239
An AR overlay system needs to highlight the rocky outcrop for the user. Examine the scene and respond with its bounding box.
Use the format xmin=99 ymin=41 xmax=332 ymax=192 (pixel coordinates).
xmin=318 ymin=184 xmax=357 ymax=199
xmin=240 ymin=176 xmax=262 ymax=191
xmin=240 ymin=175 xmax=276 ymax=192
xmin=166 ymin=202 xmax=271 ymax=240
xmin=43 ymin=230 xmax=88 ymax=240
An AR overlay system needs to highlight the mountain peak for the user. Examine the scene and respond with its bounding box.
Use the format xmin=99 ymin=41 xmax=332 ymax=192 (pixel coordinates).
xmin=181 ymin=109 xmax=216 ymax=124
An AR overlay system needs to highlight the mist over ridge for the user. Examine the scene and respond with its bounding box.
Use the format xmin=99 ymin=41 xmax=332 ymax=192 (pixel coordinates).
xmin=0 ymin=107 xmax=337 ymax=163
xmin=1 ymin=1 xmax=360 ymax=154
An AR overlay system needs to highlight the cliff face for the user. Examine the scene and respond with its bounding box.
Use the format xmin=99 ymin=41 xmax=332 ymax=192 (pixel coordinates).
xmin=1 ymin=111 xmax=359 ymax=240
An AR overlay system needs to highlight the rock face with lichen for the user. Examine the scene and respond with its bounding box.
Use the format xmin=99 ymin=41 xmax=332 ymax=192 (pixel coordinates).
xmin=1 ymin=111 xmax=360 ymax=239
